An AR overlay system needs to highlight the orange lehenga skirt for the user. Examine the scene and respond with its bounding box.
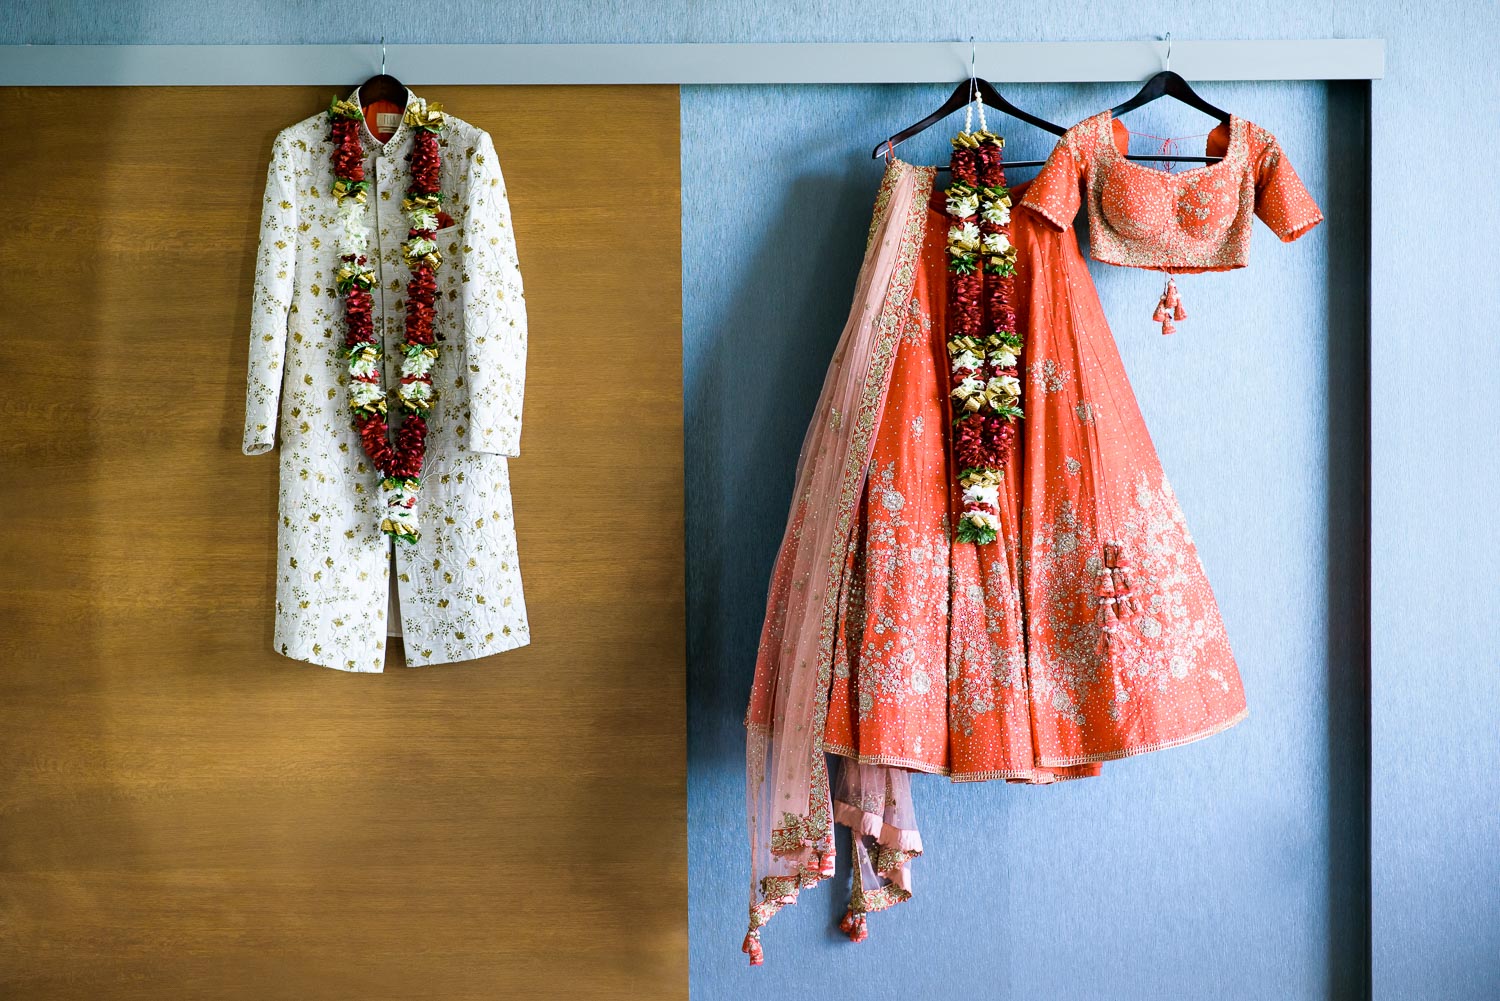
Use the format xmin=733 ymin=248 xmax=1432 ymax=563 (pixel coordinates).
xmin=743 ymin=159 xmax=1246 ymax=962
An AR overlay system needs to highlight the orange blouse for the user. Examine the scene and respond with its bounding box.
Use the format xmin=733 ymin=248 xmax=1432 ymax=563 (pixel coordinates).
xmin=1022 ymin=111 xmax=1323 ymax=273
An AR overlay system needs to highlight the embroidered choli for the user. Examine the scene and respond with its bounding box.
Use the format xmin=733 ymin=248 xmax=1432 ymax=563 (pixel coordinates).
xmin=1022 ymin=111 xmax=1323 ymax=272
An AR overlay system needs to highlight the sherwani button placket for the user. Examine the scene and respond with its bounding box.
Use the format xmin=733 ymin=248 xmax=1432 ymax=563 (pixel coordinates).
xmin=361 ymin=104 xmax=408 ymax=638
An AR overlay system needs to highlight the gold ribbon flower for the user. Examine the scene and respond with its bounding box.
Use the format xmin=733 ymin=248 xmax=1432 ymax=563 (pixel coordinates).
xmin=402 ymin=246 xmax=443 ymax=271
xmin=402 ymin=193 xmax=443 ymax=213
xmin=328 ymin=96 xmax=363 ymax=120
xmin=951 ymin=129 xmax=1004 ymax=150
xmin=334 ymin=259 xmax=375 ymax=293
xmin=951 ymin=377 xmax=988 ymax=413
xmin=403 ymin=101 xmax=446 ymax=132
xmin=332 ymin=178 xmax=367 ymax=204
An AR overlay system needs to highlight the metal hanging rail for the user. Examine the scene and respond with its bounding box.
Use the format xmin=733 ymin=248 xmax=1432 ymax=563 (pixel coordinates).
xmin=0 ymin=40 xmax=1384 ymax=86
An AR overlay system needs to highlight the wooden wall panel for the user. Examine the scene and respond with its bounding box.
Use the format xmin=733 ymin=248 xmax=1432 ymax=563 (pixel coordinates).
xmin=0 ymin=85 xmax=684 ymax=1000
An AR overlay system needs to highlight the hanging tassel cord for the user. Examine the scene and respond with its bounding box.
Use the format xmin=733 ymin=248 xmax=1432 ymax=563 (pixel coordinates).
xmin=839 ymin=909 xmax=870 ymax=943
xmin=1152 ymin=274 xmax=1188 ymax=335
xmin=741 ymin=929 xmax=764 ymax=966
xmin=1097 ymin=540 xmax=1141 ymax=649
xmin=838 ymin=832 xmax=872 ymax=945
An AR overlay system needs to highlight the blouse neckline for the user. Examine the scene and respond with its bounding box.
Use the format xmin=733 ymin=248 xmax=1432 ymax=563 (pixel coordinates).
xmin=1100 ymin=111 xmax=1245 ymax=180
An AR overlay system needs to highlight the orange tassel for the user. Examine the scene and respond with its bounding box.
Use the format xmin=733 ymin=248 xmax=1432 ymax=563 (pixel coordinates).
xmin=839 ymin=910 xmax=869 ymax=943
xmin=1155 ymin=276 xmax=1185 ymax=334
xmin=742 ymin=932 xmax=764 ymax=966
xmin=1102 ymin=542 xmax=1140 ymax=619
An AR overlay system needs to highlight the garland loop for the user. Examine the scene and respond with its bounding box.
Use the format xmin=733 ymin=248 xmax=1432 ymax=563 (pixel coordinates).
xmin=944 ymin=129 xmax=1023 ymax=545
xmin=328 ymin=95 xmax=448 ymax=543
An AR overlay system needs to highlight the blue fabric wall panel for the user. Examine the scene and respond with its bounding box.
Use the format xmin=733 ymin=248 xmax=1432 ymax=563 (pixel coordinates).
xmin=1366 ymin=9 xmax=1500 ymax=1001
xmin=684 ymin=80 xmax=1365 ymax=1001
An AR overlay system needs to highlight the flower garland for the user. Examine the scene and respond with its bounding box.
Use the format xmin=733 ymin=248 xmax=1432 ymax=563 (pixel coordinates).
xmin=944 ymin=129 xmax=1022 ymax=545
xmin=328 ymin=96 xmax=447 ymax=543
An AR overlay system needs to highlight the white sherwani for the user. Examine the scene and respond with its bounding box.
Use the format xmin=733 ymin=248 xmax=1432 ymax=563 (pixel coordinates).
xmin=242 ymin=86 xmax=529 ymax=671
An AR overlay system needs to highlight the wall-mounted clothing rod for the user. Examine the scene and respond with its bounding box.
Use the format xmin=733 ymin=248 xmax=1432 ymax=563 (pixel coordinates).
xmin=0 ymin=40 xmax=1384 ymax=87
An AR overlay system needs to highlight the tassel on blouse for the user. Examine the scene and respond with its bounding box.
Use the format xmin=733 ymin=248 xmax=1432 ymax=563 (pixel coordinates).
xmin=1153 ymin=275 xmax=1186 ymax=335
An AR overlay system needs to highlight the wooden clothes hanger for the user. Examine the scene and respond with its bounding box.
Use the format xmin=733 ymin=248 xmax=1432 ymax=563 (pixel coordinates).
xmin=357 ymin=38 xmax=408 ymax=138
xmin=1109 ymin=34 xmax=1231 ymax=165
xmin=872 ymin=40 xmax=1066 ymax=170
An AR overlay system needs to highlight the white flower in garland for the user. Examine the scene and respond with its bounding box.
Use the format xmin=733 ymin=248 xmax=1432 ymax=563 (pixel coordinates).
xmin=405 ymin=235 xmax=437 ymax=258
xmin=945 ymin=190 xmax=980 ymax=218
xmin=962 ymin=482 xmax=999 ymax=509
xmin=384 ymin=505 xmax=418 ymax=531
xmin=953 ymin=375 xmax=986 ymax=410
xmin=385 ymin=504 xmax=417 ymax=524
xmin=981 ymin=197 xmax=1012 ymax=225
xmin=348 ymin=346 xmax=381 ymax=380
xmin=948 ymin=221 xmax=981 ymax=251
xmin=981 ymin=232 xmax=1013 ymax=255
xmin=989 ymin=347 xmax=1018 ymax=368
xmin=398 ymin=380 xmax=434 ymax=407
xmin=401 ymin=348 xmax=437 ymax=379
xmin=952 ymin=350 xmax=984 ymax=372
xmin=385 ymin=478 xmax=419 ymax=508
xmin=349 ymin=381 xmax=384 ymax=409
xmin=990 ymin=374 xmax=1022 ymax=400
xmin=336 ymin=200 xmax=371 ymax=254
xmin=408 ymin=208 xmax=439 ymax=231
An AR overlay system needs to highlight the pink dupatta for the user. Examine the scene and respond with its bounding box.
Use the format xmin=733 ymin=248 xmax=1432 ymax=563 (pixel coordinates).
xmin=743 ymin=158 xmax=935 ymax=964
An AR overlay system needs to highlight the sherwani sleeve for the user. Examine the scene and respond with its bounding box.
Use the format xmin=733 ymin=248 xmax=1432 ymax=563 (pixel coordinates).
xmin=458 ymin=130 xmax=527 ymax=457
xmin=242 ymin=131 xmax=299 ymax=456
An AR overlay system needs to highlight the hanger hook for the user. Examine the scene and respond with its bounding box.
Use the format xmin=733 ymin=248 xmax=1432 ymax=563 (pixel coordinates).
xmin=381 ymin=35 xmax=387 ymax=76
xmin=1164 ymin=32 xmax=1172 ymax=73
xmin=968 ymin=36 xmax=978 ymax=108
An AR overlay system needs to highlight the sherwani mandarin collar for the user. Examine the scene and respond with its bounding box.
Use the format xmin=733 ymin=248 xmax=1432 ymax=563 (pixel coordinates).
xmin=347 ymin=83 xmax=422 ymax=155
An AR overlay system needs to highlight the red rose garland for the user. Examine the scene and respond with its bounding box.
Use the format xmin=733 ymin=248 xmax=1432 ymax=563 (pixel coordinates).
xmin=944 ymin=129 xmax=1022 ymax=544
xmin=328 ymin=96 xmax=447 ymax=543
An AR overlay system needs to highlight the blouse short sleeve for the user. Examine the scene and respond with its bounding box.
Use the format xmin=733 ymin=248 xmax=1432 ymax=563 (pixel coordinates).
xmin=1254 ymin=138 xmax=1324 ymax=242
xmin=1021 ymin=138 xmax=1083 ymax=230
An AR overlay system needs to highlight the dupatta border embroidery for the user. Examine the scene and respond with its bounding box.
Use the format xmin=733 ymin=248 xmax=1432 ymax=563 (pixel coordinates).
xmin=748 ymin=162 xmax=936 ymax=941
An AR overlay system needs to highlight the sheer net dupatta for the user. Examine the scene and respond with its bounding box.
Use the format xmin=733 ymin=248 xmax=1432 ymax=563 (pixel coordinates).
xmin=833 ymin=763 xmax=921 ymax=944
xmin=742 ymin=159 xmax=935 ymax=966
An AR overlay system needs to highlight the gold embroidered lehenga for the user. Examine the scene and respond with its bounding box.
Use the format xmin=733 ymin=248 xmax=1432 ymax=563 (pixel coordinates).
xmin=742 ymin=118 xmax=1322 ymax=960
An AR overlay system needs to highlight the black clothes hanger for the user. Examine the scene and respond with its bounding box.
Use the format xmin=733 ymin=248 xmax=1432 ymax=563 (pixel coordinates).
xmin=1109 ymin=35 xmax=1231 ymax=165
xmin=357 ymin=38 xmax=408 ymax=117
xmin=872 ymin=41 xmax=1065 ymax=171
xmin=872 ymin=78 xmax=1064 ymax=170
